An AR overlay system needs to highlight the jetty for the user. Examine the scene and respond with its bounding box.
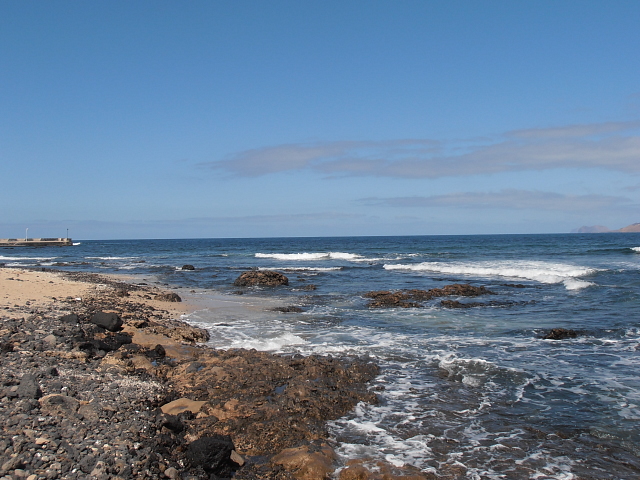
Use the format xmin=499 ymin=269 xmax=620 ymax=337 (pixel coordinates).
xmin=0 ymin=238 xmax=73 ymax=247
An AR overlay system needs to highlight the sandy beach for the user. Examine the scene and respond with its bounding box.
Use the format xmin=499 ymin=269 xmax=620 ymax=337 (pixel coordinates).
xmin=0 ymin=267 xmax=385 ymax=480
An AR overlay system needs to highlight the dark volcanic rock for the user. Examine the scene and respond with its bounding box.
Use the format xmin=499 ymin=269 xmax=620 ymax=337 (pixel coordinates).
xmin=186 ymin=435 xmax=239 ymax=477
xmin=271 ymin=306 xmax=304 ymax=313
xmin=233 ymin=270 xmax=289 ymax=287
xmin=181 ymin=264 xmax=196 ymax=270
xmin=440 ymin=300 xmax=487 ymax=308
xmin=90 ymin=311 xmax=123 ymax=331
xmin=154 ymin=292 xmax=182 ymax=302
xmin=365 ymin=284 xmax=494 ymax=308
xmin=59 ymin=313 xmax=79 ymax=324
xmin=17 ymin=374 xmax=42 ymax=399
xmin=364 ymin=291 xmax=421 ymax=308
xmin=543 ymin=328 xmax=579 ymax=340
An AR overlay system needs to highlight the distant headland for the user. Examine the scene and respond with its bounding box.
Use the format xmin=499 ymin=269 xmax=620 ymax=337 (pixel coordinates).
xmin=572 ymin=223 xmax=640 ymax=233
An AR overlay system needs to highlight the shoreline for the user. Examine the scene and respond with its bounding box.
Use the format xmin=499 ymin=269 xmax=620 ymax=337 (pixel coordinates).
xmin=0 ymin=267 xmax=387 ymax=480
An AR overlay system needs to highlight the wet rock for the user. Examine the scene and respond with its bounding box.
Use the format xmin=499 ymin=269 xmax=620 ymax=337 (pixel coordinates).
xmin=440 ymin=300 xmax=487 ymax=308
xmin=233 ymin=270 xmax=289 ymax=287
xmin=186 ymin=435 xmax=238 ymax=477
xmin=271 ymin=306 xmax=304 ymax=313
xmin=154 ymin=292 xmax=182 ymax=302
xmin=90 ymin=311 xmax=123 ymax=331
xmin=363 ymin=291 xmax=421 ymax=309
xmin=365 ymin=284 xmax=494 ymax=308
xmin=181 ymin=265 xmax=196 ymax=270
xmin=301 ymin=284 xmax=317 ymax=291
xmin=543 ymin=328 xmax=579 ymax=340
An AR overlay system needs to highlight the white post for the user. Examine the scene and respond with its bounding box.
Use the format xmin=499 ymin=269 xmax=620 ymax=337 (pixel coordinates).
xmin=25 ymin=228 xmax=28 ymax=241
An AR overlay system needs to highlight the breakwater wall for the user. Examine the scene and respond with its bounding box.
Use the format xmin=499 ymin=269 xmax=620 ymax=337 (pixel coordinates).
xmin=0 ymin=238 xmax=73 ymax=247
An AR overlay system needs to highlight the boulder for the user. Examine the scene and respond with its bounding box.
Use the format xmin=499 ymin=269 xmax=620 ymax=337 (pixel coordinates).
xmin=186 ymin=435 xmax=239 ymax=477
xmin=90 ymin=311 xmax=123 ymax=332
xmin=154 ymin=292 xmax=182 ymax=302
xmin=17 ymin=374 xmax=42 ymax=399
xmin=234 ymin=270 xmax=289 ymax=287
xmin=59 ymin=313 xmax=79 ymax=325
xmin=38 ymin=394 xmax=80 ymax=418
xmin=182 ymin=264 xmax=196 ymax=270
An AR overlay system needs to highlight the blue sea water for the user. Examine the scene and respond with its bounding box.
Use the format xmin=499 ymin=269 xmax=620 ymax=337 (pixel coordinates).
xmin=3 ymin=233 xmax=640 ymax=479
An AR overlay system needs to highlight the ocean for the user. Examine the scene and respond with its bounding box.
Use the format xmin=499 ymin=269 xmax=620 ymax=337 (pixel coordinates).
xmin=3 ymin=233 xmax=640 ymax=479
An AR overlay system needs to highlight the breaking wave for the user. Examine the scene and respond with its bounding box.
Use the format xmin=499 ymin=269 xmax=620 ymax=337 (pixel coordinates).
xmin=383 ymin=260 xmax=597 ymax=290
xmin=256 ymin=252 xmax=363 ymax=261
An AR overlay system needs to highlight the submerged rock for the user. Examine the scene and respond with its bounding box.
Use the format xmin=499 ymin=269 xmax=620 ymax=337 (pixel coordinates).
xmin=271 ymin=306 xmax=304 ymax=313
xmin=365 ymin=284 xmax=494 ymax=308
xmin=543 ymin=328 xmax=579 ymax=340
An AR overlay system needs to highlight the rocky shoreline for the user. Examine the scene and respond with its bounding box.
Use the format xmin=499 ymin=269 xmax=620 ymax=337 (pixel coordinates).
xmin=0 ymin=268 xmax=380 ymax=480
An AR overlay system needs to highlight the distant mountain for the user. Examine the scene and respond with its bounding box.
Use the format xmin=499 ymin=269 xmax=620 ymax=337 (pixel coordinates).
xmin=616 ymin=223 xmax=640 ymax=233
xmin=571 ymin=223 xmax=640 ymax=233
xmin=571 ymin=225 xmax=611 ymax=233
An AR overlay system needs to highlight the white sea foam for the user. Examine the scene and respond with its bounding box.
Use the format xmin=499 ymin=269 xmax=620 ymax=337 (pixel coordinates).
xmin=563 ymin=278 xmax=595 ymax=290
xmin=224 ymin=332 xmax=308 ymax=351
xmin=86 ymin=256 xmax=139 ymax=260
xmin=256 ymin=252 xmax=363 ymax=261
xmin=0 ymin=256 xmax=56 ymax=261
xmin=631 ymin=247 xmax=640 ymax=252
xmin=383 ymin=260 xmax=597 ymax=290
xmin=258 ymin=266 xmax=342 ymax=272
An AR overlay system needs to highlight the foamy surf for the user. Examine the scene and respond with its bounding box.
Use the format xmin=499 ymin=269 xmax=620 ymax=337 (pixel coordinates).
xmin=384 ymin=260 xmax=597 ymax=290
xmin=256 ymin=252 xmax=363 ymax=261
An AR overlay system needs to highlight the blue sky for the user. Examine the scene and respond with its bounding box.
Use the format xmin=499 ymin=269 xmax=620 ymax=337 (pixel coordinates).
xmin=1 ymin=1 xmax=639 ymax=239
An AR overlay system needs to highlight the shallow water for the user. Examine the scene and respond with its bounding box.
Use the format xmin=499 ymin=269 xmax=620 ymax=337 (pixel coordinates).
xmin=4 ymin=233 xmax=640 ymax=478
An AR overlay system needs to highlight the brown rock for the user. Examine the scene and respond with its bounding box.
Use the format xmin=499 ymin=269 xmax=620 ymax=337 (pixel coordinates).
xmin=38 ymin=394 xmax=80 ymax=418
xmin=272 ymin=444 xmax=336 ymax=480
xmin=161 ymin=398 xmax=207 ymax=415
xmin=233 ymin=270 xmax=289 ymax=287
xmin=154 ymin=292 xmax=182 ymax=302
xmin=543 ymin=328 xmax=579 ymax=340
xmin=365 ymin=284 xmax=494 ymax=308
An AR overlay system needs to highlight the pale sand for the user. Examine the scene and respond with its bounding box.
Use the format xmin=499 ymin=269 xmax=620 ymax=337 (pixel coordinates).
xmin=0 ymin=266 xmax=195 ymax=319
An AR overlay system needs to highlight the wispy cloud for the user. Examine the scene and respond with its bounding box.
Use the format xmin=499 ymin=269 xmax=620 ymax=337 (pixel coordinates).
xmin=360 ymin=190 xmax=632 ymax=211
xmin=204 ymin=121 xmax=640 ymax=178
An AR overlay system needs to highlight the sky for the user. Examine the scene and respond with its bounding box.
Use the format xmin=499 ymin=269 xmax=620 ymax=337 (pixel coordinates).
xmin=1 ymin=0 xmax=640 ymax=240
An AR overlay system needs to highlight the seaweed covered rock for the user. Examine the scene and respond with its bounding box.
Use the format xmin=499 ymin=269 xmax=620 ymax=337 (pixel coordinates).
xmin=233 ymin=270 xmax=289 ymax=287
xmin=364 ymin=284 xmax=494 ymax=308
xmin=543 ymin=328 xmax=579 ymax=340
